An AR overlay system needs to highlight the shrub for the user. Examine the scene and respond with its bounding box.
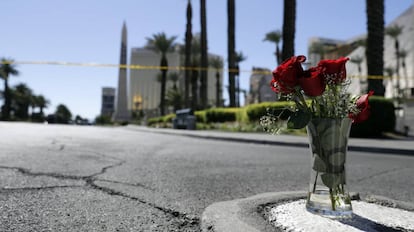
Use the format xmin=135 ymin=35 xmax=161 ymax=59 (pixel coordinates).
xmin=95 ymin=115 xmax=112 ymax=125
xmin=350 ymin=96 xmax=395 ymax=137
xmin=205 ymin=108 xmax=240 ymax=123
xmin=195 ymin=111 xmax=206 ymax=123
xmin=147 ymin=116 xmax=164 ymax=126
xmin=245 ymin=101 xmax=294 ymax=122
xmin=163 ymin=113 xmax=175 ymax=123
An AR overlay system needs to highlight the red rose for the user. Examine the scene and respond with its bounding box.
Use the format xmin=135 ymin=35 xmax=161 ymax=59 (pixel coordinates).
xmin=349 ymin=91 xmax=374 ymax=123
xmin=298 ymin=67 xmax=325 ymax=96
xmin=270 ymin=55 xmax=306 ymax=94
xmin=318 ymin=57 xmax=349 ymax=84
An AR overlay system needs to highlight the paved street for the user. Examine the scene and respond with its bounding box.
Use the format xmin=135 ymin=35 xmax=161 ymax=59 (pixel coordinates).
xmin=0 ymin=122 xmax=413 ymax=231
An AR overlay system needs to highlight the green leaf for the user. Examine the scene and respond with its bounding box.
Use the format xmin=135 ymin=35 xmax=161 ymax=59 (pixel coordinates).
xmin=321 ymin=173 xmax=345 ymax=188
xmin=328 ymin=152 xmax=345 ymax=166
xmin=312 ymin=154 xmax=327 ymax=172
xmin=319 ymin=123 xmax=348 ymax=152
xmin=287 ymin=110 xmax=311 ymax=129
xmin=279 ymin=109 xmax=292 ymax=120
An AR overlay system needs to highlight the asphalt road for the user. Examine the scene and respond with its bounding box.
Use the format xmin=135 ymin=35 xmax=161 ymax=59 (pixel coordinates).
xmin=0 ymin=122 xmax=413 ymax=231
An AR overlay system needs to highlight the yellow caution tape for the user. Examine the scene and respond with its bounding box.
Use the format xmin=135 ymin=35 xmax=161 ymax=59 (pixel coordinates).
xmin=0 ymin=60 xmax=408 ymax=79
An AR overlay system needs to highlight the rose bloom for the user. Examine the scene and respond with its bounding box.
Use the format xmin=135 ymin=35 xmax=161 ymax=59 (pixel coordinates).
xmin=318 ymin=57 xmax=349 ymax=84
xmin=298 ymin=67 xmax=325 ymax=96
xmin=349 ymin=91 xmax=374 ymax=123
xmin=271 ymin=55 xmax=306 ymax=94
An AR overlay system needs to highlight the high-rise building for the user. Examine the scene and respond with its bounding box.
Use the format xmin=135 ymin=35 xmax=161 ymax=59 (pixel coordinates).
xmin=129 ymin=47 xmax=180 ymax=117
xmin=129 ymin=47 xmax=223 ymax=117
xmin=101 ymin=87 xmax=115 ymax=117
xmin=113 ymin=22 xmax=130 ymax=122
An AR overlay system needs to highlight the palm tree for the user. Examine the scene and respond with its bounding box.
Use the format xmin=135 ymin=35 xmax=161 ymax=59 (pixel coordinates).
xmin=263 ymin=30 xmax=282 ymax=65
xmin=384 ymin=66 xmax=395 ymax=98
xmin=398 ymin=49 xmax=409 ymax=98
xmin=386 ymin=24 xmax=403 ymax=101
xmin=169 ymin=72 xmax=179 ymax=90
xmin=166 ymin=88 xmax=183 ymax=112
xmin=200 ymin=0 xmax=208 ymax=109
xmin=13 ymin=83 xmax=33 ymax=120
xmin=209 ymin=56 xmax=223 ymax=107
xmin=31 ymin=94 xmax=49 ymax=119
xmin=227 ymin=0 xmax=236 ymax=107
xmin=36 ymin=95 xmax=49 ymax=115
xmin=0 ymin=58 xmax=19 ymax=120
xmin=146 ymin=32 xmax=177 ymax=115
xmin=365 ymin=0 xmax=385 ymax=96
xmin=235 ymin=51 xmax=247 ymax=107
xmin=191 ymin=34 xmax=201 ymax=110
xmin=281 ymin=0 xmax=296 ymax=61
xmin=184 ymin=0 xmax=193 ymax=107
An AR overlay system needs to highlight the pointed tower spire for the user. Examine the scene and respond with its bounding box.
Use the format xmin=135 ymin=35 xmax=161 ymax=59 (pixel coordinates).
xmin=113 ymin=21 xmax=130 ymax=122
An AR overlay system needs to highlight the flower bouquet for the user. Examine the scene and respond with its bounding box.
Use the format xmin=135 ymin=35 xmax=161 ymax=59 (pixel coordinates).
xmin=262 ymin=55 xmax=373 ymax=217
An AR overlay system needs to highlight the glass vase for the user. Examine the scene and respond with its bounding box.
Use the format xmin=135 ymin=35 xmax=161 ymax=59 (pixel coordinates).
xmin=305 ymin=117 xmax=353 ymax=218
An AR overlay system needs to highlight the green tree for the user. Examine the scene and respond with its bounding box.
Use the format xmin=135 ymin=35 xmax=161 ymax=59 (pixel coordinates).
xmin=281 ymin=0 xmax=296 ymax=61
xmin=166 ymin=88 xmax=183 ymax=112
xmin=55 ymin=104 xmax=72 ymax=124
xmin=227 ymin=0 xmax=236 ymax=107
xmin=0 ymin=58 xmax=19 ymax=120
xmin=13 ymin=83 xmax=33 ymax=120
xmin=184 ymin=0 xmax=193 ymax=107
xmin=209 ymin=56 xmax=223 ymax=107
xmin=263 ymin=30 xmax=282 ymax=65
xmin=95 ymin=115 xmax=112 ymax=125
xmin=35 ymin=94 xmax=49 ymax=115
xmin=200 ymin=0 xmax=208 ymax=109
xmin=30 ymin=94 xmax=49 ymax=122
xmin=146 ymin=32 xmax=177 ymax=115
xmin=365 ymin=0 xmax=385 ymax=96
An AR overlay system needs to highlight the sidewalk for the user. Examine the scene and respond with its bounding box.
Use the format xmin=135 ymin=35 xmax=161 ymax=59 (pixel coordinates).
xmin=127 ymin=126 xmax=414 ymax=156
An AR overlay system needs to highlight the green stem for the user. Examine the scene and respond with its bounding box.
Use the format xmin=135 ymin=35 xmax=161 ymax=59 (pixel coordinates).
xmin=312 ymin=171 xmax=318 ymax=193
xmin=297 ymin=92 xmax=310 ymax=112
xmin=329 ymin=188 xmax=336 ymax=211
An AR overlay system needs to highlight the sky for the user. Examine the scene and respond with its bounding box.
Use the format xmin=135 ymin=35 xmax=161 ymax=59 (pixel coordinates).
xmin=1 ymin=0 xmax=413 ymax=120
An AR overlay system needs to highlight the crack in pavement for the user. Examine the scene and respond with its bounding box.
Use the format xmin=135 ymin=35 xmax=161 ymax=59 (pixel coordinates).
xmin=87 ymin=180 xmax=200 ymax=227
xmin=95 ymin=178 xmax=156 ymax=191
xmin=1 ymin=185 xmax=83 ymax=192
xmin=0 ymin=159 xmax=200 ymax=228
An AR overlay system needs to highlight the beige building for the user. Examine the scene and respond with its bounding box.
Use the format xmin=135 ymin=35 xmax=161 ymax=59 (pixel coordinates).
xmin=128 ymin=47 xmax=224 ymax=117
xmin=308 ymin=4 xmax=414 ymax=134
xmin=246 ymin=67 xmax=275 ymax=104
xmin=346 ymin=5 xmax=414 ymax=99
xmin=129 ymin=47 xmax=180 ymax=117
xmin=307 ymin=5 xmax=414 ymax=98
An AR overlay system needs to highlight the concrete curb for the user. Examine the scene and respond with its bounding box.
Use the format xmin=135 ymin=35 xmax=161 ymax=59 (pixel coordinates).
xmin=126 ymin=126 xmax=414 ymax=156
xmin=201 ymin=191 xmax=306 ymax=232
xmin=200 ymin=191 xmax=414 ymax=232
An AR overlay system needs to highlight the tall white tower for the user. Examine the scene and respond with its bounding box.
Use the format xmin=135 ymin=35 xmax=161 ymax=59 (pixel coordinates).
xmin=113 ymin=22 xmax=130 ymax=122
